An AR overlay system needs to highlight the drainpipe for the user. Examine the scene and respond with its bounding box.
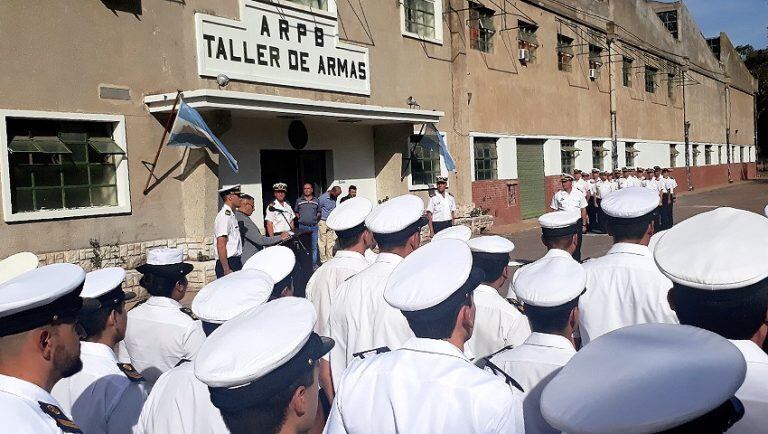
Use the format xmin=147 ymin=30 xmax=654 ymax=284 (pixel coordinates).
xmin=607 ymin=22 xmax=619 ymax=171
xmin=682 ymin=57 xmax=693 ymax=191
xmin=724 ymin=76 xmax=733 ymax=183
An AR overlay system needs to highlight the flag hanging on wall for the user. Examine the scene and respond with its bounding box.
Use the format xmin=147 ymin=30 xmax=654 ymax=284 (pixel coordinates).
xmin=166 ymin=97 xmax=239 ymax=173
xmin=420 ymin=122 xmax=456 ymax=172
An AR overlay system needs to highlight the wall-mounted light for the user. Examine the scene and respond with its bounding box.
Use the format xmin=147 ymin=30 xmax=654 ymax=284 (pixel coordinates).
xmin=406 ymin=96 xmax=420 ymax=109
xmin=217 ymin=74 xmax=230 ymax=87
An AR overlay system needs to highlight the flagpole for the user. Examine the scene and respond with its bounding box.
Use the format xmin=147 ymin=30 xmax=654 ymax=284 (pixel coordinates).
xmin=143 ymin=90 xmax=182 ymax=195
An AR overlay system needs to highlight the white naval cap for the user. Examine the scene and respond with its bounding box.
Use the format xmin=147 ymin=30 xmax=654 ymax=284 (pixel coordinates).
xmin=647 ymin=229 xmax=667 ymax=253
xmin=192 ymin=269 xmax=274 ymax=324
xmin=82 ymin=267 xmax=135 ymax=304
xmin=541 ymin=323 xmax=746 ymax=433
xmin=432 ymin=225 xmax=472 ymax=242
xmin=513 ymin=256 xmax=585 ymax=307
xmin=365 ymin=194 xmax=426 ymax=235
xmin=0 ymin=264 xmax=97 ymax=336
xmin=217 ymin=184 xmax=241 ymax=194
xmin=654 ymin=207 xmax=768 ymax=290
xmin=538 ymin=210 xmax=581 ymax=236
xmin=146 ymin=247 xmax=184 ymax=266
xmin=601 ymin=187 xmax=659 ymax=219
xmin=242 ymin=245 xmax=295 ymax=284
xmin=195 ymin=297 xmax=334 ymax=410
xmin=326 ymin=197 xmax=372 ymax=232
xmin=764 ymin=203 xmax=768 ymax=218
xmin=385 ymin=239 xmax=482 ymax=313
xmin=467 ymin=235 xmax=514 ymax=254
xmin=0 ymin=252 xmax=39 ymax=285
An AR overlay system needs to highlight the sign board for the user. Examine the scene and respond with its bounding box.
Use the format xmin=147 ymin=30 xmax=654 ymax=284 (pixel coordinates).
xmin=195 ymin=1 xmax=370 ymax=95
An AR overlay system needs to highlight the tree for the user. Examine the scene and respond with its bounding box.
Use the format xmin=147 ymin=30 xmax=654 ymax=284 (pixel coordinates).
xmin=736 ymin=43 xmax=768 ymax=159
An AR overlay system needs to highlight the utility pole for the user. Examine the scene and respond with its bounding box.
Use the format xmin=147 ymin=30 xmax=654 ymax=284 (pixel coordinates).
xmin=682 ymin=57 xmax=693 ymax=191
xmin=724 ymin=75 xmax=733 ymax=183
xmin=607 ymin=22 xmax=619 ymax=171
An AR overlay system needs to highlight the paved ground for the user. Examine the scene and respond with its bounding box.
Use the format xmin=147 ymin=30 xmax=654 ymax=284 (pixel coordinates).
xmin=494 ymin=180 xmax=768 ymax=264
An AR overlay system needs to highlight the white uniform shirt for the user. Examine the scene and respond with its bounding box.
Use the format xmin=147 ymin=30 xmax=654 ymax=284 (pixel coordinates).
xmin=328 ymin=253 xmax=403 ymax=386
xmin=137 ymin=363 xmax=227 ymax=434
xmin=264 ymin=200 xmax=295 ymax=233
xmin=306 ymin=250 xmax=370 ymax=337
xmin=489 ymin=333 xmax=576 ymax=434
xmin=728 ymin=340 xmax=768 ymax=434
xmin=573 ymin=178 xmax=589 ymax=198
xmin=427 ymin=192 xmax=457 ymax=222
xmin=119 ymin=297 xmax=206 ymax=383
xmin=0 ymin=374 xmax=79 ymax=434
xmin=586 ymin=178 xmax=597 ymax=195
xmin=465 ymin=284 xmax=531 ymax=359
xmin=52 ymin=342 xmax=148 ymax=434
xmin=625 ymin=175 xmax=643 ymax=188
xmin=579 ymin=243 xmax=678 ymax=345
xmin=662 ymin=176 xmax=677 ymax=194
xmin=364 ymin=249 xmax=378 ymax=264
xmin=595 ymin=179 xmax=615 ymax=199
xmin=324 ymin=337 xmax=524 ymax=434
xmin=550 ymin=189 xmax=587 ymax=213
xmin=213 ymin=204 xmax=242 ymax=259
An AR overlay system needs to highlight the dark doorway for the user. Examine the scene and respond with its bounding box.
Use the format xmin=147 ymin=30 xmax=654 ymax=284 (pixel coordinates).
xmin=260 ymin=150 xmax=328 ymax=213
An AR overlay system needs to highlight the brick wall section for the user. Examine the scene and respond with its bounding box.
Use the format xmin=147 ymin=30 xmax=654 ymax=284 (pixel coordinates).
xmin=471 ymin=179 xmax=521 ymax=225
xmin=671 ymin=163 xmax=756 ymax=192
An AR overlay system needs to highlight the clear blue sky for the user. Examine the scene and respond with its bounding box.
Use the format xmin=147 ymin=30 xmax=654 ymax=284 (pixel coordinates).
xmin=676 ymin=0 xmax=768 ymax=48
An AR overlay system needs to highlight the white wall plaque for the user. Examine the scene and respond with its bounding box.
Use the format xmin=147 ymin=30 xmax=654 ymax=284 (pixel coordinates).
xmin=195 ymin=1 xmax=370 ymax=95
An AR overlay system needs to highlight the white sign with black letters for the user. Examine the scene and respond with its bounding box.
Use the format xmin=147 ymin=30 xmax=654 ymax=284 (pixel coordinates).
xmin=195 ymin=1 xmax=370 ymax=95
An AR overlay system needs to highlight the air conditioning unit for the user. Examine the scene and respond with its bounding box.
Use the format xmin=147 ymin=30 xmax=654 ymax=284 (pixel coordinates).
xmin=519 ymin=48 xmax=530 ymax=62
xmin=589 ymin=68 xmax=598 ymax=79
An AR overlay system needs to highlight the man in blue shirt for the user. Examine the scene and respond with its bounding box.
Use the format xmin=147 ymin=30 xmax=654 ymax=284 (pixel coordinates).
xmin=295 ymin=183 xmax=320 ymax=265
xmin=318 ymin=186 xmax=341 ymax=263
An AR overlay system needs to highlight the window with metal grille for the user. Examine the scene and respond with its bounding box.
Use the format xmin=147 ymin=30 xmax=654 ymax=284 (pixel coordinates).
xmin=670 ymin=144 xmax=679 ymax=168
xmin=592 ymin=141 xmax=605 ymax=170
xmin=285 ymin=0 xmax=328 ymax=10
xmin=7 ymin=119 xmax=124 ymax=213
xmin=469 ymin=3 xmax=495 ymax=53
xmin=623 ymin=57 xmax=633 ymax=87
xmin=557 ymin=34 xmax=574 ymax=72
xmin=404 ymin=0 xmax=436 ymax=39
xmin=692 ymin=145 xmax=700 ymax=166
xmin=705 ymin=145 xmax=712 ymax=165
xmin=656 ymin=10 xmax=679 ymax=39
xmin=706 ymin=37 xmax=721 ymax=60
xmin=473 ymin=138 xmax=498 ymax=180
xmin=588 ymin=44 xmax=603 ymax=79
xmin=410 ymin=138 xmax=441 ymax=186
xmin=717 ymin=146 xmax=722 ymax=163
xmin=739 ymin=146 xmax=744 ymax=163
xmin=517 ymin=21 xmax=538 ymax=62
xmin=645 ymin=66 xmax=658 ymax=93
xmin=561 ymin=140 xmax=577 ymax=174
xmin=625 ymin=143 xmax=637 ymax=167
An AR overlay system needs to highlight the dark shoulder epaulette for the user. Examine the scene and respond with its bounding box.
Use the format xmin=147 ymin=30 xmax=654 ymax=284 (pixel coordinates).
xmin=180 ymin=307 xmax=198 ymax=320
xmin=175 ymin=359 xmax=191 ymax=368
xmin=117 ymin=363 xmax=145 ymax=382
xmin=38 ymin=401 xmax=83 ymax=433
xmin=352 ymin=346 xmax=390 ymax=360
xmin=479 ymin=359 xmax=525 ymax=393
xmin=507 ymin=298 xmax=526 ymax=315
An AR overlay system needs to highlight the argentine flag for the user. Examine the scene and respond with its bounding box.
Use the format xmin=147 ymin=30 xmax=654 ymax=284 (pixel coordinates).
xmin=420 ymin=123 xmax=456 ymax=172
xmin=166 ymin=97 xmax=239 ymax=173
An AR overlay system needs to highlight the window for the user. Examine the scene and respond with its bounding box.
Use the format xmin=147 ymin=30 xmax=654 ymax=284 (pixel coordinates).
xmin=739 ymin=146 xmax=744 ymax=163
xmin=2 ymin=113 xmax=129 ymax=221
xmin=645 ymin=66 xmax=658 ymax=93
xmin=707 ymin=37 xmax=721 ymax=60
xmin=409 ymin=135 xmax=441 ymax=186
xmin=561 ymin=140 xmax=577 ymax=174
xmin=592 ymin=141 xmax=605 ymax=170
xmin=473 ymin=138 xmax=498 ymax=180
xmin=557 ymin=34 xmax=574 ymax=72
xmin=517 ymin=21 xmax=538 ymax=62
xmin=625 ymin=142 xmax=637 ymax=167
xmin=667 ymin=67 xmax=677 ymax=99
xmin=285 ymin=0 xmax=328 ymax=10
xmin=717 ymin=145 xmax=722 ymax=163
xmin=404 ymin=0 xmax=438 ymax=40
xmin=623 ymin=57 xmax=633 ymax=87
xmin=705 ymin=145 xmax=712 ymax=165
xmin=692 ymin=145 xmax=700 ymax=166
xmin=669 ymin=144 xmax=679 ymax=168
xmin=656 ymin=10 xmax=679 ymax=39
xmin=469 ymin=3 xmax=495 ymax=53
xmin=588 ymin=44 xmax=603 ymax=79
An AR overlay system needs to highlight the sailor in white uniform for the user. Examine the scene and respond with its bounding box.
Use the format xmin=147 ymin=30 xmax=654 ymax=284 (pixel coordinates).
xmin=578 ymin=187 xmax=678 ymax=345
xmin=549 ymin=175 xmax=588 ymax=261
xmin=656 ymin=207 xmax=768 ymax=434
xmin=52 ymin=268 xmax=148 ymax=434
xmin=305 ymin=197 xmax=375 ymax=400
xmin=0 ymin=264 xmax=99 ymax=433
xmin=464 ymin=236 xmax=530 ymax=358
xmin=541 ymin=323 xmax=747 ymax=433
xmin=325 ymin=239 xmax=525 ymax=434
xmin=264 ymin=182 xmax=296 ymax=236
xmin=195 ymin=298 xmax=334 ymax=434
xmin=328 ymin=194 xmax=427 ymax=385
xmin=490 ymin=256 xmax=584 ymax=434
xmin=137 ymin=269 xmax=275 ymax=434
xmin=426 ymin=176 xmax=457 ymax=236
xmin=118 ymin=248 xmax=205 ymax=384
xmin=536 ymin=210 xmax=582 ymax=262
xmin=214 ymin=184 xmax=243 ymax=278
